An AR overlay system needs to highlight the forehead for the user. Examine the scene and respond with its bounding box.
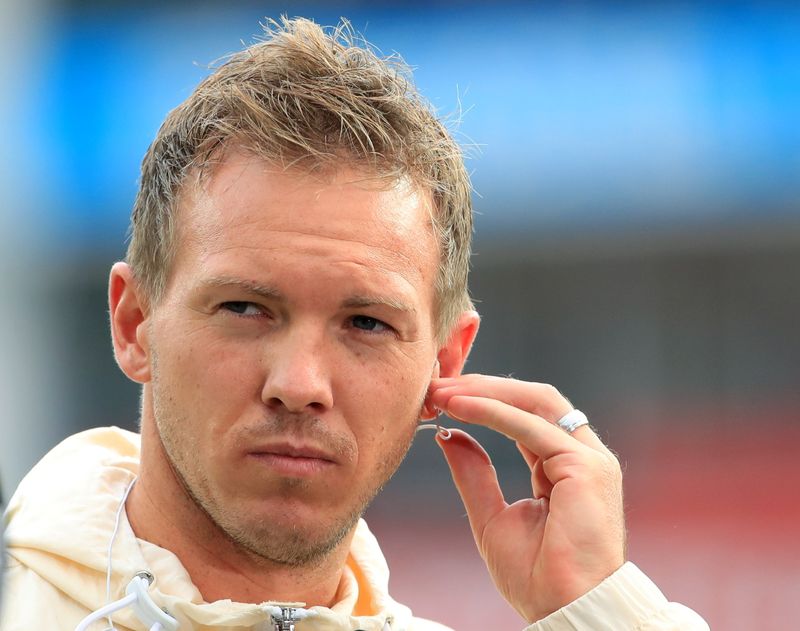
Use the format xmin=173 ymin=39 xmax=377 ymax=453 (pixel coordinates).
xmin=170 ymin=152 xmax=439 ymax=304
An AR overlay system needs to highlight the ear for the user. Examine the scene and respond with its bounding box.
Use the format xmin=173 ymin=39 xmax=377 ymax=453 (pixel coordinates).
xmin=420 ymin=310 xmax=480 ymax=419
xmin=436 ymin=310 xmax=480 ymax=378
xmin=109 ymin=262 xmax=152 ymax=384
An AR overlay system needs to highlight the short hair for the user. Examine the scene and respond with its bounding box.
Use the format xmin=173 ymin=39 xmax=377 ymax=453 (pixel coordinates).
xmin=127 ymin=17 xmax=473 ymax=343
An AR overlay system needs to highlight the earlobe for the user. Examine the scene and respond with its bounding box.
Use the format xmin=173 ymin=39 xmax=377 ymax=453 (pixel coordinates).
xmin=109 ymin=262 xmax=152 ymax=384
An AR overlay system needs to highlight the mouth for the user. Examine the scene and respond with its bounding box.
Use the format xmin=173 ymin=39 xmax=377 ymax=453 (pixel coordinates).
xmin=247 ymin=442 xmax=337 ymax=477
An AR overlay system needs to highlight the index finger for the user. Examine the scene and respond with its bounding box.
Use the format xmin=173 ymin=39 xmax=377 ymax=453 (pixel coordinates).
xmin=432 ymin=375 xmax=570 ymax=421
xmin=431 ymin=375 xmax=609 ymax=454
xmin=443 ymin=394 xmax=586 ymax=461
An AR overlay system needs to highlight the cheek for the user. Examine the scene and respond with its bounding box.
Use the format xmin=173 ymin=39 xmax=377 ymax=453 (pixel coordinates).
xmin=341 ymin=354 xmax=429 ymax=444
xmin=155 ymin=331 xmax=264 ymax=430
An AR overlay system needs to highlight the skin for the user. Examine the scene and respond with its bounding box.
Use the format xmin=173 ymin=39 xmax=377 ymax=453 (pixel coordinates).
xmin=430 ymin=377 xmax=626 ymax=623
xmin=109 ymin=152 xmax=479 ymax=607
xmin=110 ymin=150 xmax=625 ymax=621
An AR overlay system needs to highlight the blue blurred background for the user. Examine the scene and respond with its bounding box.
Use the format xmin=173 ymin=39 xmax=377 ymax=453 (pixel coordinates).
xmin=1 ymin=1 xmax=798 ymax=629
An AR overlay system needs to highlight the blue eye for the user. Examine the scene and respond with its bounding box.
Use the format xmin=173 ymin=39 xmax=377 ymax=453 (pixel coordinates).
xmin=351 ymin=315 xmax=390 ymax=333
xmin=221 ymin=301 xmax=262 ymax=316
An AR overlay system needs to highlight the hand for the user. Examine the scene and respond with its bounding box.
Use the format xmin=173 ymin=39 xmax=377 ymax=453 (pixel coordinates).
xmin=429 ymin=375 xmax=626 ymax=623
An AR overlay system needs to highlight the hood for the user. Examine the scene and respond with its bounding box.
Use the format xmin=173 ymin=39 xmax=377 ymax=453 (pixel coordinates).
xmin=4 ymin=427 xmax=414 ymax=631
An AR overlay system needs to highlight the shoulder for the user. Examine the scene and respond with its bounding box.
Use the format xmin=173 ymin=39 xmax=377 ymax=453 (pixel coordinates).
xmin=1 ymin=557 xmax=89 ymax=631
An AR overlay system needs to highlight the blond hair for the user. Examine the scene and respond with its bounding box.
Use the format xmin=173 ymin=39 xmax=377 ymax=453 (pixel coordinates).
xmin=127 ymin=17 xmax=473 ymax=342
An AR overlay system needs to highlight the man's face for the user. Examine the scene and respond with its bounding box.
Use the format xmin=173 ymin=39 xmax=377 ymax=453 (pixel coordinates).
xmin=144 ymin=152 xmax=441 ymax=565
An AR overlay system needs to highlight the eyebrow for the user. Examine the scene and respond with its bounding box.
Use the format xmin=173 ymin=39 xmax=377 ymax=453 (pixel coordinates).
xmin=200 ymin=276 xmax=415 ymax=314
xmin=200 ymin=276 xmax=284 ymax=301
xmin=342 ymin=295 xmax=416 ymax=314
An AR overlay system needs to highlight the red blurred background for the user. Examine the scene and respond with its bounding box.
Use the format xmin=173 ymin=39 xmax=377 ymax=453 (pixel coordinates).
xmin=370 ymin=405 xmax=800 ymax=629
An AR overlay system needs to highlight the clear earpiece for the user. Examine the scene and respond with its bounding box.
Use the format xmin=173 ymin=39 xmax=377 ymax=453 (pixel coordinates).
xmin=416 ymin=423 xmax=451 ymax=439
xmin=416 ymin=408 xmax=451 ymax=440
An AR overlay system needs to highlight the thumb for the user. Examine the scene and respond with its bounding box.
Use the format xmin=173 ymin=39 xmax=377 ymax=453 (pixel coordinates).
xmin=436 ymin=428 xmax=507 ymax=551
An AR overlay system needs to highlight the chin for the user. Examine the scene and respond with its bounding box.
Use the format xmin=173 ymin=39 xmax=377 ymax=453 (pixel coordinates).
xmin=218 ymin=506 xmax=361 ymax=567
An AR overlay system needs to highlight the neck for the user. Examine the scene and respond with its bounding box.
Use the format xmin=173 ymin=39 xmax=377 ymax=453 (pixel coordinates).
xmin=126 ymin=399 xmax=351 ymax=607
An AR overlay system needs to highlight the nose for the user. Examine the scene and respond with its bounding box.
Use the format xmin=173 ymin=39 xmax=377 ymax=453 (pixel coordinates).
xmin=260 ymin=325 xmax=334 ymax=413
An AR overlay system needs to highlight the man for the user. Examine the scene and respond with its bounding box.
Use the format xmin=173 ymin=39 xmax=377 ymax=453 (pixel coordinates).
xmin=2 ymin=18 xmax=707 ymax=631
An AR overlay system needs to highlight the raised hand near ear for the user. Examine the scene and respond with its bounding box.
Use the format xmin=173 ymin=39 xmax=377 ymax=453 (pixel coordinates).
xmin=429 ymin=375 xmax=625 ymax=624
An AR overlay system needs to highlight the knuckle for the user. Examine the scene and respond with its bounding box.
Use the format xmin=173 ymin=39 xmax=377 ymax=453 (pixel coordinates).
xmin=543 ymin=382 xmax=560 ymax=397
xmin=537 ymin=382 xmax=563 ymax=403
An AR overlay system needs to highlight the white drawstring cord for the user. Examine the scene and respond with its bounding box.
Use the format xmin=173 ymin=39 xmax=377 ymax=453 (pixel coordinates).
xmin=73 ymin=477 xmax=179 ymax=631
xmin=73 ymin=592 xmax=137 ymax=631
xmin=73 ymin=573 xmax=179 ymax=631
xmin=106 ymin=477 xmax=137 ymax=628
xmin=72 ymin=596 xmax=164 ymax=631
xmin=125 ymin=572 xmax=178 ymax=631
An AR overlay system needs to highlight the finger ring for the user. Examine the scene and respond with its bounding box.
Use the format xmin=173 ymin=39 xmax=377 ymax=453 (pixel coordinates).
xmin=556 ymin=409 xmax=589 ymax=433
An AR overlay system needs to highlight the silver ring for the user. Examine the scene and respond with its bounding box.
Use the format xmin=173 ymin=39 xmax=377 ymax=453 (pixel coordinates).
xmin=557 ymin=409 xmax=589 ymax=433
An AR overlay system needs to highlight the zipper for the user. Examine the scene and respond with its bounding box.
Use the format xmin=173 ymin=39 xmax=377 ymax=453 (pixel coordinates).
xmin=271 ymin=606 xmax=297 ymax=631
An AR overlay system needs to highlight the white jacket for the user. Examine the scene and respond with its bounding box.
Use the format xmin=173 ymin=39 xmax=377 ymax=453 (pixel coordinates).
xmin=2 ymin=428 xmax=708 ymax=631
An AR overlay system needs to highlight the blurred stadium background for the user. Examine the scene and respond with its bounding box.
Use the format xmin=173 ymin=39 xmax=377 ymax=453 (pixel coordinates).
xmin=1 ymin=1 xmax=799 ymax=629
